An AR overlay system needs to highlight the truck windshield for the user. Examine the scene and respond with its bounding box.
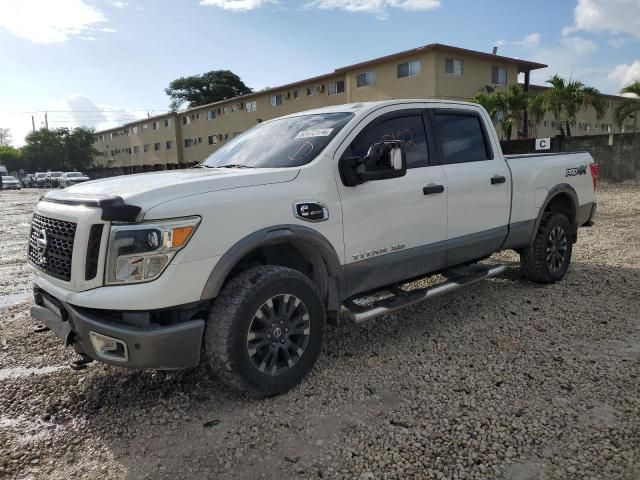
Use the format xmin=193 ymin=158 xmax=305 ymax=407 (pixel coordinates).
xmin=201 ymin=112 xmax=354 ymax=168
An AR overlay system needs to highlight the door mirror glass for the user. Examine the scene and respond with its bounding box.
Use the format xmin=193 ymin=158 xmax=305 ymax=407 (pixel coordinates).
xmin=339 ymin=141 xmax=407 ymax=186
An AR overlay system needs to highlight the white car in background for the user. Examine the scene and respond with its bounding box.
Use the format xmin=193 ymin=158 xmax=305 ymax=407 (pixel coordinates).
xmin=1 ymin=175 xmax=22 ymax=190
xmin=59 ymin=172 xmax=90 ymax=188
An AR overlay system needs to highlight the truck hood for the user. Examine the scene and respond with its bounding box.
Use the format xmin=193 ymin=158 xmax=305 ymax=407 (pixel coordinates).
xmin=43 ymin=167 xmax=299 ymax=210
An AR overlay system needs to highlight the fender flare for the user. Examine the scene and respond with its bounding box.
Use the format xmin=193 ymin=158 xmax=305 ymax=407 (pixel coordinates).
xmin=528 ymin=183 xmax=579 ymax=245
xmin=200 ymin=224 xmax=344 ymax=309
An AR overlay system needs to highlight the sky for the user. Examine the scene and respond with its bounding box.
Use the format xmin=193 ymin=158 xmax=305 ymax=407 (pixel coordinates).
xmin=1 ymin=0 xmax=639 ymax=146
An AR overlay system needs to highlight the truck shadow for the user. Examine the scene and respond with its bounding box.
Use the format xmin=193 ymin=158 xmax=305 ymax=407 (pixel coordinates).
xmin=52 ymin=259 xmax=638 ymax=479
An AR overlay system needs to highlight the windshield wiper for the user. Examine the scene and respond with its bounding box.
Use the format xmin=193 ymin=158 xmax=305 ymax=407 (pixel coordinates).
xmin=218 ymin=164 xmax=256 ymax=169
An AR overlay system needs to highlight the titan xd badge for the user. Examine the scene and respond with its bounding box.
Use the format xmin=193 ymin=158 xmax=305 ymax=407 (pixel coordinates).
xmin=293 ymin=201 xmax=329 ymax=222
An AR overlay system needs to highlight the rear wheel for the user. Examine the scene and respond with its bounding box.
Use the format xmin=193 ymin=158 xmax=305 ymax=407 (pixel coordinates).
xmin=203 ymin=265 xmax=325 ymax=397
xmin=520 ymin=212 xmax=573 ymax=283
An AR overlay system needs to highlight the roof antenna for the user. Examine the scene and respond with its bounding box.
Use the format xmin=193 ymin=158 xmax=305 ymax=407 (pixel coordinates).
xmin=492 ymin=46 xmax=498 ymax=55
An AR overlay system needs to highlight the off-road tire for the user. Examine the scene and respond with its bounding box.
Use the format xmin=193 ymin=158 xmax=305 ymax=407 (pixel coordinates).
xmin=203 ymin=265 xmax=325 ymax=397
xmin=520 ymin=212 xmax=573 ymax=283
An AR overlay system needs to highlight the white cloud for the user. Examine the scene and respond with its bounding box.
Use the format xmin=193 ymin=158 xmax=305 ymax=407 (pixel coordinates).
xmin=496 ymin=32 xmax=540 ymax=48
xmin=608 ymin=61 xmax=640 ymax=90
xmin=199 ymin=0 xmax=277 ymax=11
xmin=561 ymin=35 xmax=598 ymax=55
xmin=0 ymin=0 xmax=108 ymax=44
xmin=307 ymin=0 xmax=441 ymax=17
xmin=111 ymin=1 xmax=129 ymax=8
xmin=566 ymin=0 xmax=640 ymax=38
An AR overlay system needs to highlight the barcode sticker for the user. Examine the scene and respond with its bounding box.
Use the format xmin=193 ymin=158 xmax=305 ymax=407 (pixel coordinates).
xmin=295 ymin=128 xmax=334 ymax=139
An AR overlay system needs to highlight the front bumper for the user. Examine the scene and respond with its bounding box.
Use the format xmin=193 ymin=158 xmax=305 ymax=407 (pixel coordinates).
xmin=30 ymin=288 xmax=205 ymax=369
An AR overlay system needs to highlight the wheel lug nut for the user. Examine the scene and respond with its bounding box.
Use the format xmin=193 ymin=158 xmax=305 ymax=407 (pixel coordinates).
xmin=280 ymin=339 xmax=285 ymax=343
xmin=272 ymin=342 xmax=276 ymax=347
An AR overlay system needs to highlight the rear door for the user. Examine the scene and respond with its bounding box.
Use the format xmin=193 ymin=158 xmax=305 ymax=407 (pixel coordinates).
xmin=429 ymin=107 xmax=510 ymax=266
xmin=334 ymin=104 xmax=448 ymax=296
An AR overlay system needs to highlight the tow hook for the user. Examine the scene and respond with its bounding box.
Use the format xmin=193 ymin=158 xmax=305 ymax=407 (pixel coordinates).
xmin=69 ymin=354 xmax=93 ymax=371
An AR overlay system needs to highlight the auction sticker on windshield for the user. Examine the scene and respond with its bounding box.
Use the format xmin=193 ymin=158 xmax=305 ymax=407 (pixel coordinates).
xmin=295 ymin=128 xmax=334 ymax=139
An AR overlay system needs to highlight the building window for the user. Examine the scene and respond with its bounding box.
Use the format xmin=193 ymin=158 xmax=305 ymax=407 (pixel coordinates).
xmin=270 ymin=94 xmax=283 ymax=107
xmin=133 ymin=146 xmax=139 ymax=153
xmin=143 ymin=144 xmax=149 ymax=152
xmin=328 ymin=80 xmax=345 ymax=95
xmin=223 ymin=106 xmax=231 ymax=114
xmin=306 ymin=87 xmax=313 ymax=96
xmin=197 ymin=137 xmax=202 ymax=144
xmin=492 ymin=66 xmax=507 ymax=85
xmin=166 ymin=141 xmax=172 ymax=150
xmin=184 ymin=139 xmax=193 ymax=148
xmin=606 ymin=100 xmax=613 ymax=109
xmin=126 ymin=147 xmax=132 ymax=154
xmin=132 ymin=126 xmax=138 ymax=135
xmin=154 ymin=142 xmax=160 ymax=151
xmin=183 ymin=116 xmax=191 ymax=125
xmin=208 ymin=135 xmax=218 ymax=145
xmin=224 ymin=133 xmax=229 ymax=140
xmin=164 ymin=118 xmax=171 ymax=128
xmin=357 ymin=71 xmax=376 ymax=87
xmin=207 ymin=110 xmax=216 ymax=120
xmin=142 ymin=123 xmax=149 ymax=130
xmin=293 ymin=90 xmax=299 ymax=99
xmin=245 ymin=100 xmax=257 ymax=112
xmin=153 ymin=121 xmax=159 ymax=130
xmin=445 ymin=58 xmax=464 ymax=76
xmin=398 ymin=60 xmax=421 ymax=78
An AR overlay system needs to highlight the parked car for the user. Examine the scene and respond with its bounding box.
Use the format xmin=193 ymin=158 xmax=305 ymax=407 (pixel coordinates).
xmin=59 ymin=172 xmax=90 ymax=188
xmin=44 ymin=171 xmax=63 ymax=188
xmin=34 ymin=172 xmax=47 ymax=188
xmin=0 ymin=165 xmax=7 ymax=177
xmin=1 ymin=175 xmax=22 ymax=190
xmin=21 ymin=174 xmax=35 ymax=188
xmin=29 ymin=100 xmax=598 ymax=397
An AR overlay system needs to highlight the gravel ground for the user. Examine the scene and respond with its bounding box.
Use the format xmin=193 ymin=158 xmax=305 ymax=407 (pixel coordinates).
xmin=0 ymin=185 xmax=639 ymax=480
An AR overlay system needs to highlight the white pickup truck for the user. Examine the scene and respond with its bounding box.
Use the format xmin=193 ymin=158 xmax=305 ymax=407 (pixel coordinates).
xmin=29 ymin=100 xmax=598 ymax=396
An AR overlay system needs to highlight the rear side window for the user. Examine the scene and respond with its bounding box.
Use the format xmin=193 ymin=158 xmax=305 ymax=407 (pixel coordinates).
xmin=434 ymin=113 xmax=491 ymax=164
xmin=348 ymin=115 xmax=428 ymax=169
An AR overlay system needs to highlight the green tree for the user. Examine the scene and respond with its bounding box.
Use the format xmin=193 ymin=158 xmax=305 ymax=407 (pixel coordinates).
xmin=614 ymin=80 xmax=640 ymax=132
xmin=21 ymin=127 xmax=96 ymax=172
xmin=0 ymin=146 xmax=22 ymax=171
xmin=541 ymin=74 xmax=605 ymax=137
xmin=165 ymin=70 xmax=253 ymax=111
xmin=472 ymin=84 xmax=529 ymax=140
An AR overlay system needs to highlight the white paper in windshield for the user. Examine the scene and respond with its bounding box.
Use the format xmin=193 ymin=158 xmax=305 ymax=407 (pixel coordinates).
xmin=295 ymin=128 xmax=334 ymax=139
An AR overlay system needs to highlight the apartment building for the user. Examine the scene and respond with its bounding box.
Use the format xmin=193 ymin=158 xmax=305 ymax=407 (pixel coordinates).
xmin=92 ymin=42 xmax=629 ymax=172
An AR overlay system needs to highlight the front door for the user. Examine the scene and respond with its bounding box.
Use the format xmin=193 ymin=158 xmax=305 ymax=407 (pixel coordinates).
xmin=334 ymin=104 xmax=448 ymax=297
xmin=429 ymin=107 xmax=510 ymax=266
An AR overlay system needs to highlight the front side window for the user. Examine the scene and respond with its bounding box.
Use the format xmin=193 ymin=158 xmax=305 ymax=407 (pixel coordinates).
xmin=492 ymin=66 xmax=507 ymax=85
xmin=434 ymin=113 xmax=490 ymax=164
xmin=445 ymin=58 xmax=464 ymax=76
xmin=347 ymin=114 xmax=428 ymax=169
xmin=398 ymin=60 xmax=421 ymax=78
xmin=202 ymin=112 xmax=353 ymax=168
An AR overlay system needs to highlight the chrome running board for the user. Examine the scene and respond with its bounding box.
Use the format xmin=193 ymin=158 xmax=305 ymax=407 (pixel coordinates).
xmin=345 ymin=265 xmax=506 ymax=324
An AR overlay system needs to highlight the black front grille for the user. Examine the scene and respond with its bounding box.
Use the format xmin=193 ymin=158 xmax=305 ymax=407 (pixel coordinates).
xmin=28 ymin=214 xmax=77 ymax=281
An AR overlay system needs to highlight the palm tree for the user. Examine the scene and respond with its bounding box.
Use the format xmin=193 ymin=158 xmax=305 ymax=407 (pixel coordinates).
xmin=614 ymin=80 xmax=640 ymax=132
xmin=472 ymin=85 xmax=529 ymax=140
xmin=542 ymin=74 xmax=605 ymax=137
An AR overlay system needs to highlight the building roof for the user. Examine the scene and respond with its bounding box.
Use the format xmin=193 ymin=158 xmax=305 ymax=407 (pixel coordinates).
xmin=335 ymin=43 xmax=547 ymax=73
xmin=527 ymin=83 xmax=626 ymax=99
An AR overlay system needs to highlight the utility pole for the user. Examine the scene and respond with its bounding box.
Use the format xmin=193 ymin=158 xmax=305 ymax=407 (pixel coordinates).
xmin=45 ymin=112 xmax=49 ymax=129
xmin=31 ymin=115 xmax=36 ymax=132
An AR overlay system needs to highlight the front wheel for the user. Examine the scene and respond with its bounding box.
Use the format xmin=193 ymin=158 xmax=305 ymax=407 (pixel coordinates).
xmin=520 ymin=212 xmax=573 ymax=283
xmin=203 ymin=265 xmax=325 ymax=397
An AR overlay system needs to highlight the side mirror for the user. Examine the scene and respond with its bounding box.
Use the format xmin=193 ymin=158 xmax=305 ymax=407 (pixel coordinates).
xmin=339 ymin=141 xmax=407 ymax=186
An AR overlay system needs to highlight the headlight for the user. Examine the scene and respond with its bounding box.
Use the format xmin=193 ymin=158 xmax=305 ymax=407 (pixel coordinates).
xmin=105 ymin=216 xmax=200 ymax=285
